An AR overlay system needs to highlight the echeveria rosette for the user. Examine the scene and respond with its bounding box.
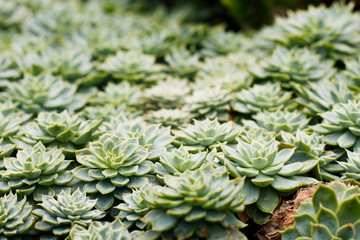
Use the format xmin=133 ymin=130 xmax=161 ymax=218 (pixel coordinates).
xmin=340 ymin=54 xmax=360 ymax=88
xmin=313 ymin=101 xmax=360 ymax=150
xmin=197 ymin=57 xmax=237 ymax=79
xmin=338 ymin=150 xmax=360 ymax=181
xmin=141 ymin=165 xmax=248 ymax=240
xmin=250 ymin=47 xmax=335 ymax=88
xmin=4 ymin=74 xmax=85 ymax=113
xmin=231 ymin=82 xmax=293 ymax=114
xmin=0 ymin=142 xmax=73 ymax=201
xmin=72 ymin=133 xmax=151 ymax=210
xmin=215 ymin=138 xmax=318 ymax=224
xmin=153 ymin=146 xmax=206 ymax=182
xmin=269 ymin=2 xmax=360 ymax=58
xmin=0 ymin=192 xmax=36 ymax=237
xmin=116 ymin=188 xmax=152 ymax=229
xmin=173 ymin=118 xmax=240 ymax=152
xmin=13 ymin=111 xmax=102 ymax=154
xmin=294 ymin=79 xmax=355 ymax=116
xmin=281 ymin=181 xmax=360 ymax=239
xmin=184 ymin=87 xmax=232 ymax=122
xmin=83 ymin=104 xmax=140 ymax=123
xmin=128 ymin=32 xmax=173 ymax=57
xmin=0 ymin=0 xmax=27 ymax=29
xmin=69 ymin=217 xmax=136 ymax=240
xmin=33 ymin=189 xmax=106 ymax=237
xmin=0 ymin=111 xmax=31 ymax=141
xmin=165 ymin=48 xmax=199 ymax=78
xmin=0 ymin=54 xmax=20 ymax=87
xmin=109 ymin=122 xmax=174 ymax=160
xmin=280 ymin=130 xmax=344 ymax=181
xmin=242 ymin=110 xmax=310 ymax=136
xmin=144 ymin=109 xmax=190 ymax=129
xmin=99 ymin=50 xmax=165 ymax=82
xmin=0 ymin=138 xmax=15 ymax=169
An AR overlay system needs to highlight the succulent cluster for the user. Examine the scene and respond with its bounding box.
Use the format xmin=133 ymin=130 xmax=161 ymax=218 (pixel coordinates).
xmin=0 ymin=0 xmax=360 ymax=239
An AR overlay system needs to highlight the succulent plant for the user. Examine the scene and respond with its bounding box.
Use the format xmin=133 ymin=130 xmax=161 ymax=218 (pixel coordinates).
xmin=0 ymin=0 xmax=27 ymax=29
xmin=153 ymin=146 xmax=206 ymax=182
xmin=281 ymin=181 xmax=360 ymax=239
xmin=72 ymin=133 xmax=151 ymax=210
xmin=242 ymin=110 xmax=310 ymax=135
xmin=141 ymin=165 xmax=248 ymax=240
xmin=173 ymin=118 xmax=240 ymax=152
xmin=0 ymin=54 xmax=20 ymax=87
xmin=100 ymin=51 xmax=165 ymax=82
xmin=142 ymin=78 xmax=190 ymax=110
xmin=0 ymin=142 xmax=73 ymax=201
xmin=280 ymin=130 xmax=343 ymax=181
xmin=313 ymin=101 xmax=360 ymax=149
xmin=250 ymin=47 xmax=335 ymax=87
xmin=294 ymin=79 xmax=355 ymax=115
xmin=128 ymin=32 xmax=173 ymax=57
xmin=116 ymin=188 xmax=152 ymax=229
xmin=4 ymin=74 xmax=85 ymax=113
xmin=339 ymin=54 xmax=360 ymax=88
xmin=0 ymin=111 xmax=31 ymax=141
xmin=144 ymin=108 xmax=190 ymax=129
xmin=269 ymin=2 xmax=360 ymax=58
xmin=0 ymin=192 xmax=36 ymax=237
xmin=13 ymin=111 xmax=101 ymax=153
xmin=69 ymin=217 xmax=136 ymax=240
xmin=338 ymin=150 xmax=360 ymax=180
xmin=0 ymin=139 xmax=15 ymax=169
xmin=231 ymin=82 xmax=293 ymax=114
xmin=165 ymin=48 xmax=199 ymax=78
xmin=197 ymin=57 xmax=237 ymax=79
xmin=33 ymin=189 xmax=106 ymax=236
xmin=184 ymin=87 xmax=232 ymax=122
xmin=215 ymin=138 xmax=318 ymax=224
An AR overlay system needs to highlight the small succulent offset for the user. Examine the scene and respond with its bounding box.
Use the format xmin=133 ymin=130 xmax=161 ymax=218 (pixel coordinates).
xmin=0 ymin=142 xmax=73 ymax=201
xmin=313 ymin=101 xmax=360 ymax=149
xmin=250 ymin=47 xmax=334 ymax=87
xmin=165 ymin=48 xmax=199 ymax=78
xmin=142 ymin=78 xmax=190 ymax=110
xmin=242 ymin=110 xmax=310 ymax=135
xmin=144 ymin=108 xmax=190 ymax=129
xmin=338 ymin=150 xmax=360 ymax=180
xmin=141 ymin=165 xmax=248 ymax=240
xmin=4 ymin=74 xmax=85 ymax=113
xmin=34 ymin=189 xmax=106 ymax=236
xmin=231 ymin=82 xmax=293 ymax=114
xmin=153 ymin=146 xmax=206 ymax=182
xmin=173 ymin=118 xmax=240 ymax=152
xmin=282 ymin=181 xmax=360 ymax=239
xmin=216 ymin=138 xmax=318 ymax=224
xmin=69 ymin=218 xmax=135 ymax=240
xmin=280 ymin=130 xmax=343 ymax=181
xmin=0 ymin=111 xmax=31 ymax=141
xmin=294 ymin=79 xmax=354 ymax=115
xmin=100 ymin=50 xmax=164 ymax=82
xmin=0 ymin=138 xmax=15 ymax=169
xmin=14 ymin=111 xmax=102 ymax=153
xmin=184 ymin=87 xmax=232 ymax=122
xmin=72 ymin=133 xmax=151 ymax=210
xmin=0 ymin=192 xmax=36 ymax=237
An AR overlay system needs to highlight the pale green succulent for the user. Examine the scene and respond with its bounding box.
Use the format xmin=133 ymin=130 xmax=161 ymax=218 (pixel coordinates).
xmin=250 ymin=47 xmax=335 ymax=87
xmin=280 ymin=130 xmax=343 ymax=181
xmin=91 ymin=82 xmax=142 ymax=110
xmin=116 ymin=188 xmax=152 ymax=229
xmin=201 ymin=26 xmax=246 ymax=56
xmin=100 ymin=51 xmax=164 ymax=82
xmin=215 ymin=138 xmax=318 ymax=224
xmin=128 ymin=32 xmax=173 ymax=57
xmin=197 ymin=57 xmax=237 ymax=79
xmin=0 ymin=111 xmax=31 ymax=141
xmin=0 ymin=54 xmax=20 ymax=87
xmin=338 ymin=150 xmax=360 ymax=180
xmin=294 ymin=79 xmax=355 ymax=115
xmin=69 ymin=218 xmax=136 ymax=240
xmin=231 ymin=82 xmax=293 ymax=114
xmin=166 ymin=23 xmax=208 ymax=47
xmin=14 ymin=111 xmax=102 ymax=153
xmin=0 ymin=138 xmax=15 ymax=169
xmin=269 ymin=2 xmax=360 ymax=58
xmin=144 ymin=109 xmax=190 ymax=129
xmin=153 ymin=146 xmax=206 ymax=182
xmin=282 ymin=181 xmax=360 ymax=239
xmin=184 ymin=87 xmax=232 ymax=122
xmin=33 ymin=189 xmax=106 ymax=236
xmin=0 ymin=192 xmax=36 ymax=237
xmin=72 ymin=133 xmax=151 ymax=210
xmin=83 ymin=105 xmax=140 ymax=123
xmin=173 ymin=118 xmax=240 ymax=152
xmin=4 ymin=74 xmax=85 ymax=113
xmin=242 ymin=110 xmax=310 ymax=135
xmin=0 ymin=142 xmax=73 ymax=201
xmin=142 ymin=78 xmax=190 ymax=110
xmin=340 ymin=54 xmax=360 ymax=88
xmin=313 ymin=101 xmax=360 ymax=149
xmin=0 ymin=0 xmax=27 ymax=28
xmin=141 ymin=165 xmax=247 ymax=240
xmin=165 ymin=48 xmax=199 ymax=78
